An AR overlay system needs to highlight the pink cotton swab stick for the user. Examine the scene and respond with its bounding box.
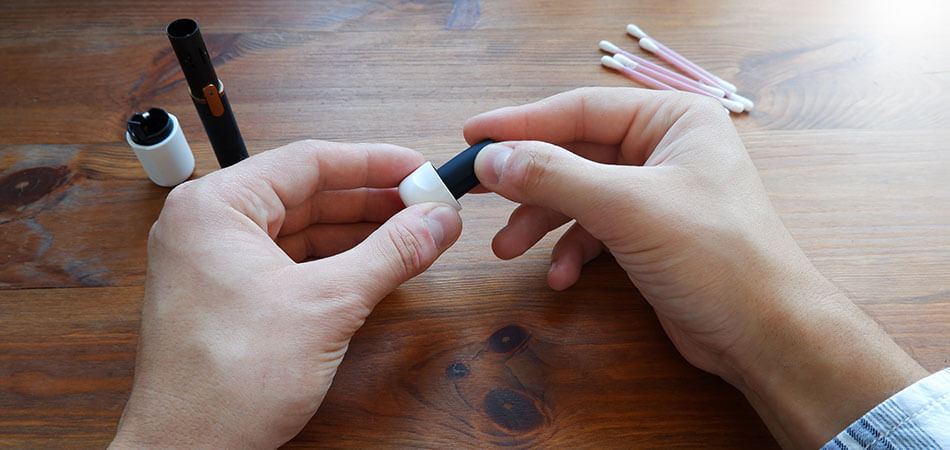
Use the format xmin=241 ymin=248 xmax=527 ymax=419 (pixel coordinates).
xmin=627 ymin=24 xmax=754 ymax=111
xmin=612 ymin=54 xmax=743 ymax=112
xmin=627 ymin=24 xmax=737 ymax=92
xmin=600 ymin=56 xmax=744 ymax=113
xmin=636 ymin=35 xmax=754 ymax=111
xmin=600 ymin=40 xmax=726 ymax=98
xmin=600 ymin=55 xmax=674 ymax=90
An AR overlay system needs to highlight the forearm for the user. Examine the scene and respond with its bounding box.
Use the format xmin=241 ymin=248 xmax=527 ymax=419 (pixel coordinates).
xmin=728 ymin=266 xmax=928 ymax=448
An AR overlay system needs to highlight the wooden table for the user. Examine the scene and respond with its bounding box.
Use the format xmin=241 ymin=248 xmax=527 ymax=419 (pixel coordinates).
xmin=1 ymin=0 xmax=947 ymax=447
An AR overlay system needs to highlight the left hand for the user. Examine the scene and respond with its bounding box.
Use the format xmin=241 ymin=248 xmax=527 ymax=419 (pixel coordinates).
xmin=111 ymin=140 xmax=462 ymax=448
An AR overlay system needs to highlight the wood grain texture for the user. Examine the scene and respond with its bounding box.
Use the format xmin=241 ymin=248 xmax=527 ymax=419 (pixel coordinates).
xmin=1 ymin=0 xmax=948 ymax=447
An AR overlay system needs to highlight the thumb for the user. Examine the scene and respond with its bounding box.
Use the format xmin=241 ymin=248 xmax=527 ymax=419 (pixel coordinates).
xmin=474 ymin=141 xmax=625 ymax=222
xmin=325 ymin=202 xmax=462 ymax=302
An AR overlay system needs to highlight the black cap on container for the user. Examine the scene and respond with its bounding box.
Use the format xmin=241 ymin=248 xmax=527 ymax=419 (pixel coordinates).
xmin=127 ymin=108 xmax=174 ymax=146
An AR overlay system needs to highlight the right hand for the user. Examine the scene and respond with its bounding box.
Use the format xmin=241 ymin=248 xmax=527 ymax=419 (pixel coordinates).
xmin=464 ymin=87 xmax=927 ymax=448
xmin=466 ymin=87 xmax=812 ymax=379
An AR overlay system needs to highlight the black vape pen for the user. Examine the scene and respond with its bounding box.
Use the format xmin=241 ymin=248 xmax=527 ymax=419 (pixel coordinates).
xmin=166 ymin=18 xmax=248 ymax=168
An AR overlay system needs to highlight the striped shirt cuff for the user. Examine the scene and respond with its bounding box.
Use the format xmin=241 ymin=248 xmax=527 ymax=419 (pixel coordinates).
xmin=822 ymin=368 xmax=950 ymax=449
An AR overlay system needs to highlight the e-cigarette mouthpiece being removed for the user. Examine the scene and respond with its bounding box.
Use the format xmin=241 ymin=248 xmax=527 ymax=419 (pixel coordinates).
xmin=398 ymin=140 xmax=494 ymax=210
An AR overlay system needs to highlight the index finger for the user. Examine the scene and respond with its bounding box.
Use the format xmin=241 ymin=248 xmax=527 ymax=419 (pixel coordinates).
xmin=197 ymin=140 xmax=424 ymax=238
xmin=222 ymin=140 xmax=425 ymax=210
xmin=462 ymin=87 xmax=714 ymax=165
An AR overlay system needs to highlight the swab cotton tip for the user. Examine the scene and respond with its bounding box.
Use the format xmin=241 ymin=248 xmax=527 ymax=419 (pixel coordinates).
xmin=626 ymin=24 xmax=648 ymax=39
xmin=613 ymin=53 xmax=638 ymax=69
xmin=698 ymin=83 xmax=726 ymax=97
xmin=638 ymin=37 xmax=660 ymax=53
xmin=713 ymin=75 xmax=738 ymax=93
xmin=729 ymin=93 xmax=754 ymax=111
xmin=600 ymin=55 xmax=625 ymax=71
xmin=599 ymin=40 xmax=621 ymax=54
xmin=718 ymin=97 xmax=745 ymax=113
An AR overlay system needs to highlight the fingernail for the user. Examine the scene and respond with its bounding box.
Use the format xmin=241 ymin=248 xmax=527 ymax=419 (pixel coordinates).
xmin=477 ymin=143 xmax=512 ymax=185
xmin=424 ymin=205 xmax=457 ymax=247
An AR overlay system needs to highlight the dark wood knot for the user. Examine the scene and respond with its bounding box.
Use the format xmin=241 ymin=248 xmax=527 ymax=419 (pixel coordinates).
xmin=483 ymin=388 xmax=545 ymax=432
xmin=0 ymin=166 xmax=70 ymax=212
xmin=487 ymin=325 xmax=529 ymax=353
xmin=446 ymin=362 xmax=469 ymax=378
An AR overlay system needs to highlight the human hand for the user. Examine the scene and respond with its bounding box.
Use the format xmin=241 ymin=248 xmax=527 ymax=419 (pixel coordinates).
xmin=464 ymin=88 xmax=926 ymax=448
xmin=111 ymin=141 xmax=461 ymax=448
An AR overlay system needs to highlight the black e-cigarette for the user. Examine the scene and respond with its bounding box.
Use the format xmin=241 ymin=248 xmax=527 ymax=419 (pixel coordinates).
xmin=166 ymin=18 xmax=248 ymax=168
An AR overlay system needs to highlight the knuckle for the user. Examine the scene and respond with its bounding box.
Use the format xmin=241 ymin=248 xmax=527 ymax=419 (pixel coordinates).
xmin=162 ymin=179 xmax=199 ymax=210
xmin=158 ymin=181 xmax=201 ymax=225
xmin=566 ymin=86 xmax=598 ymax=98
xmin=163 ymin=178 xmax=222 ymax=214
xmin=685 ymin=95 xmax=730 ymax=123
xmin=288 ymin=138 xmax=322 ymax=151
xmin=154 ymin=178 xmax=220 ymax=235
xmin=661 ymin=90 xmax=726 ymax=119
xmin=384 ymin=223 xmax=426 ymax=277
xmin=146 ymin=219 xmax=163 ymax=250
xmin=275 ymin=139 xmax=325 ymax=160
xmin=515 ymin=146 xmax=556 ymax=197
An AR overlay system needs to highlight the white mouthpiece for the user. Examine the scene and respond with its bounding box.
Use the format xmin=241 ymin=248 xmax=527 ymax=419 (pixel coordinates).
xmin=613 ymin=53 xmax=638 ymax=69
xmin=713 ymin=75 xmax=738 ymax=93
xmin=698 ymin=83 xmax=726 ymax=97
xmin=638 ymin=38 xmax=660 ymax=53
xmin=600 ymin=55 xmax=625 ymax=71
xmin=718 ymin=97 xmax=745 ymax=114
xmin=626 ymin=24 xmax=648 ymax=39
xmin=398 ymin=162 xmax=462 ymax=210
xmin=728 ymin=92 xmax=754 ymax=111
xmin=599 ymin=40 xmax=621 ymax=54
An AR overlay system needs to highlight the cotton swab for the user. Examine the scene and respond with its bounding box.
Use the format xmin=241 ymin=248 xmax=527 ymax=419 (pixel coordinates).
xmin=613 ymin=54 xmax=743 ymax=112
xmin=601 ymin=41 xmax=726 ymax=98
xmin=629 ymin=26 xmax=754 ymax=111
xmin=600 ymin=39 xmax=753 ymax=113
xmin=601 ymin=55 xmax=675 ymax=91
xmin=635 ymin=35 xmax=733 ymax=95
xmin=627 ymin=23 xmax=738 ymax=92
xmin=627 ymin=24 xmax=738 ymax=92
xmin=614 ymin=55 xmax=744 ymax=113
xmin=638 ymin=38 xmax=755 ymax=111
xmin=601 ymin=56 xmax=744 ymax=113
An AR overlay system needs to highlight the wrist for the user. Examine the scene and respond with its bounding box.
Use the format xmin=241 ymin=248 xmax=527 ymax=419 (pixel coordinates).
xmin=111 ymin=396 xmax=246 ymax=449
xmin=723 ymin=264 xmax=928 ymax=447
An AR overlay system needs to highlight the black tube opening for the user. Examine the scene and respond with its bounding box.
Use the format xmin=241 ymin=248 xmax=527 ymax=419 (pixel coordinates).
xmin=166 ymin=18 xmax=199 ymax=39
xmin=166 ymin=18 xmax=218 ymax=97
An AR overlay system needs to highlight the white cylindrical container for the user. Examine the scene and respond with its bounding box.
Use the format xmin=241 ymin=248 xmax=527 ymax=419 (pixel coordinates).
xmin=126 ymin=109 xmax=195 ymax=187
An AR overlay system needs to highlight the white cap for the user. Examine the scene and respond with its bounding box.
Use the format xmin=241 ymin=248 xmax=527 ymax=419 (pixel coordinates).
xmin=398 ymin=162 xmax=462 ymax=211
xmin=126 ymin=111 xmax=195 ymax=187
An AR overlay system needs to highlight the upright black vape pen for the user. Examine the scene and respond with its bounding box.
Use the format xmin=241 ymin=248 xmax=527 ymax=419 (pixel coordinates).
xmin=166 ymin=18 xmax=248 ymax=168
